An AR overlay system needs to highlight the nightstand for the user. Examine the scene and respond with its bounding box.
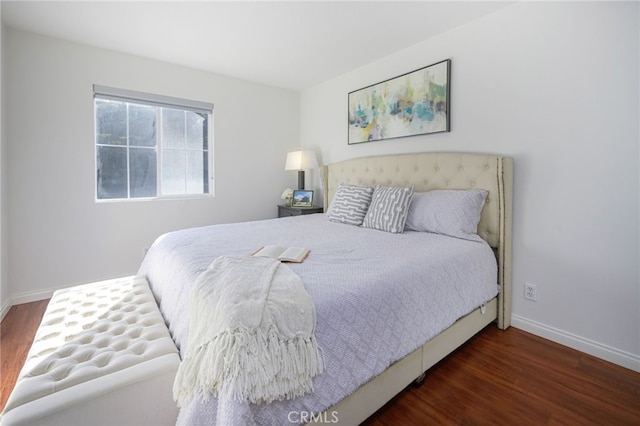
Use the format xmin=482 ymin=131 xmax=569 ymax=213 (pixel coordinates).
xmin=278 ymin=205 xmax=324 ymax=218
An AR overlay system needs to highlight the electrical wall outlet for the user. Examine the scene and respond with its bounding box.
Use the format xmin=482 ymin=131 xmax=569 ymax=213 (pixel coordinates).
xmin=524 ymin=282 xmax=537 ymax=301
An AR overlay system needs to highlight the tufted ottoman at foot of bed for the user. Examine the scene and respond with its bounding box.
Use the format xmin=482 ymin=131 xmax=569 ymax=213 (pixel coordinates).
xmin=1 ymin=276 xmax=180 ymax=426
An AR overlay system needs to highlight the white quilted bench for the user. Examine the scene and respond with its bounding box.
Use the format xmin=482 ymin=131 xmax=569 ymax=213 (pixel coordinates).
xmin=1 ymin=276 xmax=180 ymax=426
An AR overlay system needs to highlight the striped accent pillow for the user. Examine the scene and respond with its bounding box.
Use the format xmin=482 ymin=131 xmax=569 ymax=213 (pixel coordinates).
xmin=327 ymin=184 xmax=374 ymax=226
xmin=362 ymin=186 xmax=415 ymax=233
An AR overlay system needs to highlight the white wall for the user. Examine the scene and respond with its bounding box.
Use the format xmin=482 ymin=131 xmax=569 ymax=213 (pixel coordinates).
xmin=301 ymin=2 xmax=639 ymax=371
xmin=0 ymin=18 xmax=8 ymax=318
xmin=5 ymin=28 xmax=300 ymax=304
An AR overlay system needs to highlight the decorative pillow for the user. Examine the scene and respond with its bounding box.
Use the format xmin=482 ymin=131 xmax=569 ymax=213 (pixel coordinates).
xmin=327 ymin=184 xmax=374 ymax=226
xmin=404 ymin=189 xmax=488 ymax=241
xmin=362 ymin=186 xmax=415 ymax=233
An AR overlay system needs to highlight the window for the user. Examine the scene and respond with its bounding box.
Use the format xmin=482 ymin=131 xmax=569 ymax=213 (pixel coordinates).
xmin=94 ymin=85 xmax=213 ymax=200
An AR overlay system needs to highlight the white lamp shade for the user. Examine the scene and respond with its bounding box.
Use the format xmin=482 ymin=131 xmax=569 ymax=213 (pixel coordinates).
xmin=285 ymin=150 xmax=319 ymax=171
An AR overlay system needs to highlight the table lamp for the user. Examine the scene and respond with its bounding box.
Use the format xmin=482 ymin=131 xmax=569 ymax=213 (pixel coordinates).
xmin=285 ymin=150 xmax=319 ymax=190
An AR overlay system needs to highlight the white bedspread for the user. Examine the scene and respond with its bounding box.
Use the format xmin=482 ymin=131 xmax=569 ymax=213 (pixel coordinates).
xmin=138 ymin=214 xmax=498 ymax=425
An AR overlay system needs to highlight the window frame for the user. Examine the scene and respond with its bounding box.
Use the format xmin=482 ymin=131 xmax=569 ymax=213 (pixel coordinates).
xmin=93 ymin=85 xmax=214 ymax=202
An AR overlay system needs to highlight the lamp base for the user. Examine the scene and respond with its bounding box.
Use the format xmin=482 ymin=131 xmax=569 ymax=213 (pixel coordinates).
xmin=297 ymin=170 xmax=305 ymax=190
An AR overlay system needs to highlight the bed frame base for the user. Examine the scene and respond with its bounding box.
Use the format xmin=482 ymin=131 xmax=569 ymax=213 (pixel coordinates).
xmin=413 ymin=372 xmax=426 ymax=387
xmin=316 ymin=298 xmax=498 ymax=425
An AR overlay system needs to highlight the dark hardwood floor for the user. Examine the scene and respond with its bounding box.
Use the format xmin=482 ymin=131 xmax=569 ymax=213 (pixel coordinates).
xmin=2 ymin=300 xmax=639 ymax=425
xmin=1 ymin=299 xmax=48 ymax=411
xmin=362 ymin=326 xmax=639 ymax=425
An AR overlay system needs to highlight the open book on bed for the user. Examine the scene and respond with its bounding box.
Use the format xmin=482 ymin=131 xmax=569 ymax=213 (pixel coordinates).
xmin=252 ymin=245 xmax=310 ymax=263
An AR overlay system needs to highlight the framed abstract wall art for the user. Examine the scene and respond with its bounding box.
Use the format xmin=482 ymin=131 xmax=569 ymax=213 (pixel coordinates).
xmin=348 ymin=59 xmax=450 ymax=144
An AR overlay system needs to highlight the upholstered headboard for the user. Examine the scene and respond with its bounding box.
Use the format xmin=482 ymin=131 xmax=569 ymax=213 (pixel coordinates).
xmin=321 ymin=152 xmax=513 ymax=328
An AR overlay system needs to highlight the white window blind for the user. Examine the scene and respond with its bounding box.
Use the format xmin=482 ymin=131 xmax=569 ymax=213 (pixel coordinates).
xmin=94 ymin=85 xmax=213 ymax=201
xmin=93 ymin=85 xmax=213 ymax=114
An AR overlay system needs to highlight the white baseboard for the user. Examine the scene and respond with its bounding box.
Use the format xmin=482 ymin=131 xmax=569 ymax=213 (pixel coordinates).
xmin=5 ymin=275 xmax=137 ymax=316
xmin=5 ymin=275 xmax=137 ymax=317
xmin=11 ymin=287 xmax=57 ymax=306
xmin=511 ymin=314 xmax=640 ymax=373
xmin=1 ymin=297 xmax=12 ymax=321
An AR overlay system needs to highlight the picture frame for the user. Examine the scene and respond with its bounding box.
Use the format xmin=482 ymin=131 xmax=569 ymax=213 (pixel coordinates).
xmin=292 ymin=190 xmax=314 ymax=207
xmin=348 ymin=59 xmax=451 ymax=144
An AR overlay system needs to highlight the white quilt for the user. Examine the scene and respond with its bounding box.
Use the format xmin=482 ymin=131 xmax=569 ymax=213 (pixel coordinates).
xmin=138 ymin=214 xmax=498 ymax=425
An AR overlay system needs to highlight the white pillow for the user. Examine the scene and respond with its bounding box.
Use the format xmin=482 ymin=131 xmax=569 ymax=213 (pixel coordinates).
xmin=362 ymin=186 xmax=415 ymax=233
xmin=404 ymin=189 xmax=488 ymax=241
xmin=327 ymin=184 xmax=374 ymax=226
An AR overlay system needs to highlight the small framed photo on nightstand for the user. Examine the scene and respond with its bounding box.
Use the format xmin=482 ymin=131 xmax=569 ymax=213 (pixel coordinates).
xmin=292 ymin=190 xmax=314 ymax=207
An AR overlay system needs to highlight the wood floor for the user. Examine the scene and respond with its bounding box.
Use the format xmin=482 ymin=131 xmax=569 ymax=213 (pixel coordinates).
xmin=2 ymin=300 xmax=639 ymax=425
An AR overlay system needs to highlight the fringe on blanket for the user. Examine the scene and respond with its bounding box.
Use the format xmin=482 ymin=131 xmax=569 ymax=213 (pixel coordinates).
xmin=173 ymin=324 xmax=323 ymax=406
xmin=172 ymin=255 xmax=323 ymax=407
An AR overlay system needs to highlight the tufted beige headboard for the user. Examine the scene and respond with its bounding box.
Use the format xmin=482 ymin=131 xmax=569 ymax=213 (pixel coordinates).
xmin=321 ymin=152 xmax=513 ymax=328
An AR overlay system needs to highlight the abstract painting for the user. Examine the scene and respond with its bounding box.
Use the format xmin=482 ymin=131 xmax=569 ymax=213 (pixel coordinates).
xmin=348 ymin=59 xmax=450 ymax=144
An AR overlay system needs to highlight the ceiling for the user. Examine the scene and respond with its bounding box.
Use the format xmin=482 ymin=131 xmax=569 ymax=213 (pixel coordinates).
xmin=1 ymin=1 xmax=511 ymax=91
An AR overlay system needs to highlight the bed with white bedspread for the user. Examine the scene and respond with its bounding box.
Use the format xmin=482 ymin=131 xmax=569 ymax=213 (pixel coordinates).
xmin=138 ymin=151 xmax=513 ymax=425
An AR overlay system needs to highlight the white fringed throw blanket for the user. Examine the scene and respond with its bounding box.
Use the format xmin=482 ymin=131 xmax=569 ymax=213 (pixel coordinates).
xmin=173 ymin=255 xmax=323 ymax=407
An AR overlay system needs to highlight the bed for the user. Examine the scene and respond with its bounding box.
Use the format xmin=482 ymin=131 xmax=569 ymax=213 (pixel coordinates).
xmin=138 ymin=151 xmax=513 ymax=425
